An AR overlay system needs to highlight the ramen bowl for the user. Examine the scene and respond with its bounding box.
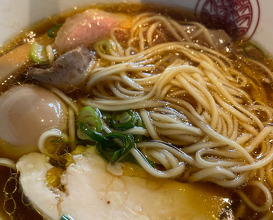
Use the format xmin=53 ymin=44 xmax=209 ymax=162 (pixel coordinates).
xmin=1 ymin=0 xmax=273 ymax=220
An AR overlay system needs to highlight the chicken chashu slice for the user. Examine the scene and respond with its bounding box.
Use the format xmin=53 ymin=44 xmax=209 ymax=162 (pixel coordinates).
xmin=16 ymin=147 xmax=232 ymax=220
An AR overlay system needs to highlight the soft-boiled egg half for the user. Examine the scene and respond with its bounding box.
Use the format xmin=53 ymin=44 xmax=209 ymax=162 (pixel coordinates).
xmin=0 ymin=84 xmax=67 ymax=160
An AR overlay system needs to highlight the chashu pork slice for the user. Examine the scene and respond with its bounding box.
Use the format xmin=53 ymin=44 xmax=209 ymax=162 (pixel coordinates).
xmin=17 ymin=148 xmax=232 ymax=220
xmin=54 ymin=9 xmax=131 ymax=54
xmin=16 ymin=153 xmax=60 ymax=220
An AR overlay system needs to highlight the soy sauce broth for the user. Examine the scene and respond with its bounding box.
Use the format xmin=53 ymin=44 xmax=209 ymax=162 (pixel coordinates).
xmin=0 ymin=3 xmax=273 ymax=220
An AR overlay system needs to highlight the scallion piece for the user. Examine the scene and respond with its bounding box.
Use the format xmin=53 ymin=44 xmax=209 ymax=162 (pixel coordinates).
xmin=77 ymin=107 xmax=137 ymax=163
xmin=97 ymin=133 xmax=135 ymax=162
xmin=111 ymin=110 xmax=136 ymax=131
xmin=134 ymin=112 xmax=144 ymax=142
xmin=60 ymin=214 xmax=74 ymax=220
xmin=242 ymin=43 xmax=264 ymax=61
xmin=29 ymin=42 xmax=49 ymax=65
xmin=48 ymin=24 xmax=62 ymax=38
xmin=101 ymin=111 xmax=112 ymax=122
xmin=95 ymin=39 xmax=112 ymax=54
xmin=79 ymin=122 xmax=105 ymax=143
xmin=77 ymin=107 xmax=102 ymax=140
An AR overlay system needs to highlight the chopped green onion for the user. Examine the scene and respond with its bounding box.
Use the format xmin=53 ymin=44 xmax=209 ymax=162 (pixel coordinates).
xmin=134 ymin=112 xmax=144 ymax=142
xmin=101 ymin=111 xmax=112 ymax=122
xmin=97 ymin=133 xmax=135 ymax=162
xmin=60 ymin=215 xmax=74 ymax=220
xmin=60 ymin=215 xmax=69 ymax=220
xmin=135 ymin=112 xmax=143 ymax=127
xmin=111 ymin=110 xmax=136 ymax=131
xmin=79 ymin=122 xmax=105 ymax=143
xmin=79 ymin=122 xmax=135 ymax=162
xmin=95 ymin=39 xmax=112 ymax=54
xmin=48 ymin=24 xmax=62 ymax=38
xmin=76 ymin=107 xmax=138 ymax=163
xmin=29 ymin=42 xmax=49 ymax=65
xmin=77 ymin=107 xmax=102 ymax=140
xmin=242 ymin=43 xmax=264 ymax=61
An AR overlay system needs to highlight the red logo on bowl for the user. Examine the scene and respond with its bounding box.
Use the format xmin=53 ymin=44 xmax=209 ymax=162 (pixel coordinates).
xmin=194 ymin=0 xmax=260 ymax=39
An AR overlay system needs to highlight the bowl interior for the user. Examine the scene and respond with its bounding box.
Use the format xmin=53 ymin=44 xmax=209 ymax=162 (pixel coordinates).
xmin=0 ymin=0 xmax=272 ymax=54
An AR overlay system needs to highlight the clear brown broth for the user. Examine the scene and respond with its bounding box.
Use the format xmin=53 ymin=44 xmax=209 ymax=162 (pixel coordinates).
xmin=0 ymin=3 xmax=273 ymax=220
